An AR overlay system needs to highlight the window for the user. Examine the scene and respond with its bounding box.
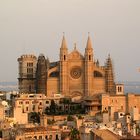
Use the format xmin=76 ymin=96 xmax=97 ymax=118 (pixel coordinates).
xmin=120 ymin=87 xmax=122 ymax=92
xmin=26 ymin=101 xmax=29 ymax=104
xmin=64 ymin=55 xmax=66 ymax=60
xmin=39 ymin=136 xmax=42 ymax=139
xmin=27 ymin=62 xmax=33 ymax=67
xmin=27 ymin=68 xmax=33 ymax=73
xmin=56 ymin=134 xmax=59 ymax=140
xmin=49 ymin=71 xmax=59 ymax=77
xmin=46 ymin=101 xmax=49 ymax=104
xmin=45 ymin=135 xmax=48 ymax=140
xmin=32 ymin=105 xmax=35 ymax=111
xmin=94 ymin=71 xmax=103 ymax=77
xmin=19 ymin=101 xmax=23 ymax=104
xmin=26 ymin=107 xmax=28 ymax=111
xmin=89 ymin=55 xmax=91 ymax=61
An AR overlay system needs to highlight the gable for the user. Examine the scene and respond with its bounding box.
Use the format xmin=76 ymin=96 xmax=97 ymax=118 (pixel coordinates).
xmin=68 ymin=50 xmax=84 ymax=60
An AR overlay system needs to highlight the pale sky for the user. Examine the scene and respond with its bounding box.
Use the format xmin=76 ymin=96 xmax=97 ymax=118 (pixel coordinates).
xmin=0 ymin=0 xmax=140 ymax=82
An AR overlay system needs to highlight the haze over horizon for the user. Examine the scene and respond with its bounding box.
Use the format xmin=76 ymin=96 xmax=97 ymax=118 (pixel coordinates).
xmin=0 ymin=0 xmax=140 ymax=82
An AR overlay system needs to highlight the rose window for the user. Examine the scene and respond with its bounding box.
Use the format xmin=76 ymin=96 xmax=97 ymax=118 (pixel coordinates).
xmin=70 ymin=67 xmax=82 ymax=79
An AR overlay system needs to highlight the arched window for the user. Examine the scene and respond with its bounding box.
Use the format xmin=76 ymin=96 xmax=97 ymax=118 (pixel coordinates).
xmin=89 ymin=55 xmax=91 ymax=61
xmin=64 ymin=55 xmax=66 ymax=60
xmin=49 ymin=71 xmax=59 ymax=77
xmin=94 ymin=71 xmax=103 ymax=77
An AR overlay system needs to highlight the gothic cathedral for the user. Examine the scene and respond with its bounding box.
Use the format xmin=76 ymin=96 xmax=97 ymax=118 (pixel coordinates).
xmin=18 ymin=35 xmax=115 ymax=98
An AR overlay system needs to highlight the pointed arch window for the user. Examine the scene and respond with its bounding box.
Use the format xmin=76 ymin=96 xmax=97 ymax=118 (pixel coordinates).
xmin=49 ymin=71 xmax=59 ymax=77
xmin=94 ymin=71 xmax=103 ymax=77
xmin=64 ymin=55 xmax=66 ymax=60
xmin=89 ymin=55 xmax=91 ymax=61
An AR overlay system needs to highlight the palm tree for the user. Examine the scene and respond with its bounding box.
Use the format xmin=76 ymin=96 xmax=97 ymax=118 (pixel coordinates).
xmin=69 ymin=128 xmax=80 ymax=140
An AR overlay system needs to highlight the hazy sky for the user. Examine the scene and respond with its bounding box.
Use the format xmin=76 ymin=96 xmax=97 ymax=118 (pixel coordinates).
xmin=0 ymin=0 xmax=140 ymax=82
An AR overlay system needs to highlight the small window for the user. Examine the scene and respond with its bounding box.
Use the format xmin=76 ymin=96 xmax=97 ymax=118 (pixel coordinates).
xmin=32 ymin=105 xmax=35 ymax=111
xmin=94 ymin=71 xmax=103 ymax=77
xmin=56 ymin=134 xmax=59 ymax=140
xmin=26 ymin=101 xmax=29 ymax=104
xmin=118 ymin=87 xmax=120 ymax=92
xmin=89 ymin=55 xmax=91 ymax=61
xmin=26 ymin=107 xmax=28 ymax=111
xmin=64 ymin=55 xmax=66 ymax=60
xmin=120 ymin=87 xmax=122 ymax=92
xmin=49 ymin=71 xmax=59 ymax=77
xmin=45 ymin=135 xmax=48 ymax=140
xmin=46 ymin=101 xmax=49 ymax=104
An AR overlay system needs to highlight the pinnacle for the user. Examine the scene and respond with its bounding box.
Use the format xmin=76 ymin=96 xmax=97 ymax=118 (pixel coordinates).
xmin=61 ymin=34 xmax=67 ymax=48
xmin=86 ymin=34 xmax=92 ymax=49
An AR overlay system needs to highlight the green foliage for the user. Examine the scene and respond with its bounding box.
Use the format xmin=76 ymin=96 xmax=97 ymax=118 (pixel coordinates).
xmin=44 ymin=98 xmax=86 ymax=116
xmin=50 ymin=100 xmax=56 ymax=114
xmin=67 ymin=115 xmax=74 ymax=121
xmin=47 ymin=119 xmax=55 ymax=125
xmin=69 ymin=128 xmax=80 ymax=140
xmin=77 ymin=115 xmax=83 ymax=119
xmin=29 ymin=112 xmax=40 ymax=124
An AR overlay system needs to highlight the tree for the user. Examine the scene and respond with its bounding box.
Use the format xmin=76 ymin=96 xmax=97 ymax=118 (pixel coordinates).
xmin=69 ymin=128 xmax=80 ymax=140
xmin=45 ymin=107 xmax=50 ymax=115
xmin=50 ymin=100 xmax=56 ymax=114
xmin=67 ymin=115 xmax=74 ymax=121
xmin=30 ymin=112 xmax=40 ymax=124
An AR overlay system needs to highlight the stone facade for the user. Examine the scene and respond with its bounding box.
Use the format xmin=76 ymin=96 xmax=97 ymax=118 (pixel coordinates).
xmin=18 ymin=36 xmax=115 ymax=97
xmin=18 ymin=55 xmax=37 ymax=93
xmin=101 ymin=93 xmax=140 ymax=121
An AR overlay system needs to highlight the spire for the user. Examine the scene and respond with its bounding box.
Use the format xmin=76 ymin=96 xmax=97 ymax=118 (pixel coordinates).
xmin=74 ymin=43 xmax=77 ymax=50
xmin=105 ymin=54 xmax=115 ymax=94
xmin=61 ymin=33 xmax=67 ymax=48
xmin=96 ymin=59 xmax=99 ymax=66
xmin=106 ymin=54 xmax=112 ymax=67
xmin=86 ymin=33 xmax=92 ymax=49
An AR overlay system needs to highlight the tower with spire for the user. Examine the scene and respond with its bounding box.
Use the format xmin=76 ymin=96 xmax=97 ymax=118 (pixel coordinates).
xmin=60 ymin=35 xmax=69 ymax=95
xmin=105 ymin=54 xmax=115 ymax=94
xmin=84 ymin=35 xmax=94 ymax=96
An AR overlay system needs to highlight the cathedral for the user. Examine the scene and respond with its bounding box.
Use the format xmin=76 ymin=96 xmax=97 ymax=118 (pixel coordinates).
xmin=18 ymin=35 xmax=115 ymax=98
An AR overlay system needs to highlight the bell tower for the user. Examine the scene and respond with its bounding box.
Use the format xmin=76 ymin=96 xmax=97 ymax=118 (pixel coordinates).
xmin=60 ymin=35 xmax=69 ymax=95
xmin=105 ymin=54 xmax=115 ymax=94
xmin=84 ymin=35 xmax=94 ymax=96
